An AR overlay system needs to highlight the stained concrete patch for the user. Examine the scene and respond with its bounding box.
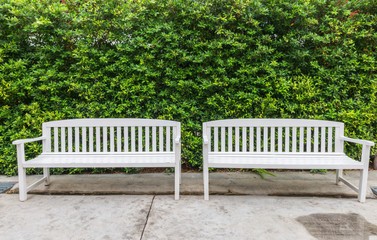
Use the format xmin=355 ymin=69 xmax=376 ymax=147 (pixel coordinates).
xmin=0 ymin=194 xmax=153 ymax=240
xmin=0 ymin=182 xmax=15 ymax=193
xmin=297 ymin=213 xmax=377 ymax=240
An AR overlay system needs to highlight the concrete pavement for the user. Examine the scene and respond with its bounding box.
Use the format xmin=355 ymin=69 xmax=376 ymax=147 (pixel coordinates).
xmin=1 ymin=170 xmax=377 ymax=239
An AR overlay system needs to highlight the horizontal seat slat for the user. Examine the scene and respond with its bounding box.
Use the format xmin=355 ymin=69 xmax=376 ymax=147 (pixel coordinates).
xmin=23 ymin=153 xmax=175 ymax=168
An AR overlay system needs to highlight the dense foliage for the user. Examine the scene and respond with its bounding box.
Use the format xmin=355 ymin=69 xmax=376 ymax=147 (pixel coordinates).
xmin=1 ymin=0 xmax=376 ymax=175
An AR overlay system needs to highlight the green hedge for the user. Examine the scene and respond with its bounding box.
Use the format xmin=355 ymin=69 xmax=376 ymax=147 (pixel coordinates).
xmin=0 ymin=0 xmax=376 ymax=175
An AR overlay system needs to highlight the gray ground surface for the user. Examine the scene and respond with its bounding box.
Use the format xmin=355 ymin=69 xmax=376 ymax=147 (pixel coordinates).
xmin=1 ymin=170 xmax=377 ymax=239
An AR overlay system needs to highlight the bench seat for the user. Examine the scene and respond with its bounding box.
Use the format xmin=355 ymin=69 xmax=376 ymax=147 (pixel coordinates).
xmin=208 ymin=154 xmax=363 ymax=169
xmin=23 ymin=153 xmax=176 ymax=168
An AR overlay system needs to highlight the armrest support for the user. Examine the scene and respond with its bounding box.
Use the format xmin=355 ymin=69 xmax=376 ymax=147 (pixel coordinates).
xmin=12 ymin=136 xmax=46 ymax=145
xmin=175 ymin=135 xmax=181 ymax=144
xmin=340 ymin=136 xmax=375 ymax=146
xmin=203 ymin=136 xmax=209 ymax=144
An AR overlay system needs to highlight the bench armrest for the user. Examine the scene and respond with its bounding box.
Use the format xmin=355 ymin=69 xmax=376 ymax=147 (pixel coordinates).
xmin=203 ymin=136 xmax=209 ymax=144
xmin=12 ymin=136 xmax=46 ymax=145
xmin=340 ymin=136 xmax=375 ymax=146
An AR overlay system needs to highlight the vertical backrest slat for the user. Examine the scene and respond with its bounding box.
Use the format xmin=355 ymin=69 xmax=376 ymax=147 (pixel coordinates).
xmin=152 ymin=126 xmax=157 ymax=152
xmin=256 ymin=127 xmax=261 ymax=152
xmin=82 ymin=127 xmax=86 ymax=152
xmin=44 ymin=127 xmax=51 ymax=153
xmin=208 ymin=126 xmax=211 ymax=152
xmin=235 ymin=127 xmax=240 ymax=152
xmin=166 ymin=126 xmax=171 ymax=152
xmin=159 ymin=126 xmax=163 ymax=152
xmin=250 ymin=127 xmax=254 ymax=152
xmin=328 ymin=127 xmax=333 ymax=152
xmin=75 ymin=127 xmax=79 ymax=152
xmin=292 ymin=127 xmax=297 ymax=152
xmin=214 ymin=127 xmax=219 ymax=152
xmin=131 ymin=126 xmax=136 ymax=152
xmin=321 ymin=127 xmax=326 ymax=152
xmin=110 ymin=127 xmax=114 ymax=152
xmin=221 ymin=127 xmax=225 ymax=152
xmin=270 ymin=127 xmax=275 ymax=152
xmin=299 ymin=127 xmax=304 ymax=152
xmin=139 ymin=126 xmax=143 ymax=152
xmin=314 ymin=127 xmax=319 ymax=153
xmin=89 ymin=127 xmax=94 ymax=152
xmin=116 ymin=127 xmax=121 ymax=152
xmin=228 ymin=127 xmax=232 ymax=152
xmin=68 ymin=127 xmax=72 ymax=152
xmin=285 ymin=127 xmax=289 ymax=152
xmin=278 ymin=127 xmax=282 ymax=152
xmin=242 ymin=127 xmax=247 ymax=152
xmin=263 ymin=127 xmax=268 ymax=152
xmin=61 ymin=127 xmax=65 ymax=152
xmin=54 ymin=127 xmax=58 ymax=152
xmin=306 ymin=127 xmax=311 ymax=152
xmin=145 ymin=127 xmax=150 ymax=152
xmin=335 ymin=126 xmax=343 ymax=153
xmin=124 ymin=127 xmax=129 ymax=152
xmin=103 ymin=127 xmax=107 ymax=152
xmin=96 ymin=127 xmax=101 ymax=152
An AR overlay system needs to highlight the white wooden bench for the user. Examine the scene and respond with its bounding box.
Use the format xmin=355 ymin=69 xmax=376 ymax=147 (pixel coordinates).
xmin=13 ymin=119 xmax=181 ymax=201
xmin=202 ymin=119 xmax=375 ymax=202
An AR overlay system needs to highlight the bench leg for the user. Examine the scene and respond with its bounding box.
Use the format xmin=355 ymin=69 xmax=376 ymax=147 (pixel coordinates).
xmin=203 ymin=165 xmax=209 ymax=200
xmin=358 ymin=169 xmax=368 ymax=203
xmin=336 ymin=169 xmax=343 ymax=185
xmin=43 ymin=167 xmax=50 ymax=186
xmin=18 ymin=167 xmax=27 ymax=202
xmin=175 ymin=167 xmax=180 ymax=200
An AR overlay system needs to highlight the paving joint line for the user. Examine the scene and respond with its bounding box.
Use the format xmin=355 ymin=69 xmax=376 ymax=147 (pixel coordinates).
xmin=140 ymin=195 xmax=155 ymax=240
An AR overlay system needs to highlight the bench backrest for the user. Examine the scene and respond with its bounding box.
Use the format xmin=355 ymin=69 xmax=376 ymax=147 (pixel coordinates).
xmin=203 ymin=119 xmax=345 ymax=154
xmin=42 ymin=119 xmax=180 ymax=154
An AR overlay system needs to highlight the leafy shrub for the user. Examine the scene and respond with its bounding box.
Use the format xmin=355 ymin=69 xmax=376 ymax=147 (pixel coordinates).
xmin=0 ymin=0 xmax=376 ymax=175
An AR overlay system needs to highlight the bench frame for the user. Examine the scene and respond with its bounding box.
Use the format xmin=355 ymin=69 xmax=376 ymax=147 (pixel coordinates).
xmin=202 ymin=119 xmax=375 ymax=202
xmin=13 ymin=118 xmax=181 ymax=201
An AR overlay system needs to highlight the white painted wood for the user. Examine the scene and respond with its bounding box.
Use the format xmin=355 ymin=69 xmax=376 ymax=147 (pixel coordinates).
xmin=166 ymin=127 xmax=171 ymax=152
xmin=214 ymin=127 xmax=218 ymax=152
xmin=306 ymin=127 xmax=311 ymax=152
xmin=285 ymin=127 xmax=289 ymax=152
xmin=117 ymin=127 xmax=121 ymax=152
xmin=96 ymin=127 xmax=101 ymax=152
xmin=54 ymin=127 xmax=58 ymax=152
xmin=278 ymin=127 xmax=282 ymax=152
xmin=263 ymin=127 xmax=268 ymax=152
xmin=82 ymin=127 xmax=87 ymax=153
xmin=13 ymin=118 xmax=182 ymax=201
xmin=228 ymin=127 xmax=232 ymax=152
xmin=235 ymin=127 xmax=240 ymax=152
xmin=250 ymin=127 xmax=254 ymax=152
xmin=243 ymin=127 xmax=247 ymax=152
xmin=89 ymin=127 xmax=94 ymax=152
xmin=131 ymin=126 xmax=135 ymax=152
xmin=292 ymin=127 xmax=297 ymax=152
xmin=202 ymin=119 xmax=374 ymax=202
xmin=139 ymin=126 xmax=143 ymax=152
xmin=314 ymin=127 xmax=319 ymax=153
xmin=221 ymin=127 xmax=225 ymax=152
xmin=145 ymin=126 xmax=150 ymax=152
xmin=270 ymin=127 xmax=275 ymax=152
xmin=110 ymin=127 xmax=114 ymax=152
xmin=61 ymin=127 xmax=66 ymax=153
xmin=256 ymin=127 xmax=261 ymax=152
xmin=328 ymin=127 xmax=333 ymax=152
xmin=299 ymin=127 xmax=304 ymax=152
xmin=159 ymin=126 xmax=163 ymax=152
xmin=75 ymin=127 xmax=79 ymax=152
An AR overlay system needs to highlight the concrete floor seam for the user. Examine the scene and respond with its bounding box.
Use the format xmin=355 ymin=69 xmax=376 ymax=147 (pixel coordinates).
xmin=140 ymin=195 xmax=155 ymax=240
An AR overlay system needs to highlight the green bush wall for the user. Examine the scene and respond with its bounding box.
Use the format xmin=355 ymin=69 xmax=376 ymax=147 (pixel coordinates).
xmin=0 ymin=0 xmax=376 ymax=175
